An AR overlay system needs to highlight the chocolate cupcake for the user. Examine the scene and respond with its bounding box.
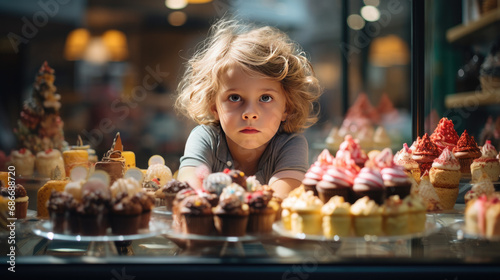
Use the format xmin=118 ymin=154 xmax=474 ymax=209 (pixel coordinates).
xmin=179 ymin=195 xmax=214 ymax=235
xmin=245 ymin=190 xmax=276 ymax=234
xmin=110 ymin=192 xmax=142 ymax=235
xmin=135 ymin=191 xmax=155 ymax=229
xmin=77 ymin=191 xmax=110 ymax=236
xmin=172 ymin=188 xmax=198 ymax=228
xmin=352 ymin=167 xmax=385 ymax=205
xmin=213 ymin=193 xmax=249 ymax=236
xmin=1 ymin=184 xmax=29 ymax=219
xmin=46 ymin=190 xmax=74 ymax=233
xmin=226 ymin=169 xmax=247 ymax=188
xmin=316 ymin=166 xmax=353 ymax=204
xmin=158 ymin=179 xmax=191 ymax=212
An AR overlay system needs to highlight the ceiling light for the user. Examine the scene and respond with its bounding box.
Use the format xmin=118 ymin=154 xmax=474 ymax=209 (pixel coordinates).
xmin=165 ymin=0 xmax=187 ymax=9
xmin=361 ymin=5 xmax=380 ymax=22
xmin=347 ymin=14 xmax=365 ymax=30
xmin=168 ymin=11 xmax=187 ymax=26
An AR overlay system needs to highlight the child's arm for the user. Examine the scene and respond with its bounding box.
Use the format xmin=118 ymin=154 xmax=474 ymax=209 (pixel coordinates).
xmin=177 ymin=166 xmax=203 ymax=190
xmin=270 ymin=177 xmax=302 ymax=200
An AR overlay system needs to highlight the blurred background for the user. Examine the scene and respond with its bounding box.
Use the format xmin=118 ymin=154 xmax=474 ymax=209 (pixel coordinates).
xmin=1 ymin=0 xmax=463 ymax=172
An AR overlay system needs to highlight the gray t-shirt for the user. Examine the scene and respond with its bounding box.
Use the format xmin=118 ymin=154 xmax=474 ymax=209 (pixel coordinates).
xmin=179 ymin=124 xmax=308 ymax=185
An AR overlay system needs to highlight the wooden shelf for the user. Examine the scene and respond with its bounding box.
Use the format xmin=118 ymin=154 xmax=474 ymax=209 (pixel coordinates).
xmin=446 ymin=9 xmax=500 ymax=45
xmin=445 ymin=89 xmax=500 ymax=108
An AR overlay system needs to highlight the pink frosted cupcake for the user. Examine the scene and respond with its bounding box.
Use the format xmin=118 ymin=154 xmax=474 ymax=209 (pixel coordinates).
xmin=471 ymin=140 xmax=500 ymax=182
xmin=394 ymin=143 xmax=421 ymax=184
xmin=316 ymin=165 xmax=354 ymax=204
xmin=352 ymin=167 xmax=385 ymax=205
xmin=374 ymin=148 xmax=412 ymax=199
xmin=301 ymin=149 xmax=334 ymax=196
xmin=336 ymin=135 xmax=368 ymax=168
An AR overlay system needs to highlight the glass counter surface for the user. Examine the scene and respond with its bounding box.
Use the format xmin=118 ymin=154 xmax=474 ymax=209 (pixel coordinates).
xmin=2 ymin=205 xmax=500 ymax=280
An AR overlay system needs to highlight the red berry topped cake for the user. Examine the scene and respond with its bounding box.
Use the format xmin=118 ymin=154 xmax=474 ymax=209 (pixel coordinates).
xmin=412 ymin=133 xmax=440 ymax=174
xmin=430 ymin=117 xmax=459 ymax=153
xmin=453 ymin=130 xmax=482 ymax=177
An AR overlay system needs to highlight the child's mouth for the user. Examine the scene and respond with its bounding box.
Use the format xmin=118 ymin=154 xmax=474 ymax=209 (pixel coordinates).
xmin=240 ymin=128 xmax=259 ymax=134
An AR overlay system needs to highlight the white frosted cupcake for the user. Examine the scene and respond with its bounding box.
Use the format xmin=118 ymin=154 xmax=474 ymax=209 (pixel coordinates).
xmin=35 ymin=149 xmax=65 ymax=178
xmin=9 ymin=149 xmax=35 ymax=177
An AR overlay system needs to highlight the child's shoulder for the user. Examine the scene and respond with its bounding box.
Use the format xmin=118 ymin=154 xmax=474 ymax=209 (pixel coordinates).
xmin=191 ymin=124 xmax=222 ymax=137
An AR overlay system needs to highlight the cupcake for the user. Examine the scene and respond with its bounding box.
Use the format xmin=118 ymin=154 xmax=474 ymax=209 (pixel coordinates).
xmin=382 ymin=195 xmax=409 ymax=236
xmin=220 ymin=183 xmax=247 ymax=202
xmin=77 ymin=190 xmax=110 ymax=236
xmin=46 ymin=190 xmax=74 ymax=233
xmin=156 ymin=179 xmax=191 ymax=211
xmin=172 ymin=188 xmax=198 ymax=228
xmin=394 ymin=143 xmax=421 ymax=184
xmin=135 ymin=191 xmax=155 ymax=229
xmin=464 ymin=172 xmax=495 ymax=203
xmin=281 ymin=194 xmax=299 ymax=230
xmin=403 ymin=195 xmax=427 ymax=233
xmin=213 ymin=193 xmax=249 ymax=236
xmin=429 ymin=147 xmax=461 ymax=210
xmin=302 ymin=163 xmax=325 ymax=197
xmin=465 ymin=194 xmax=488 ymax=236
xmin=350 ymin=196 xmax=383 ymax=236
xmin=336 ymin=135 xmax=368 ymax=168
xmin=203 ymin=172 xmax=232 ymax=196
xmin=430 ymin=117 xmax=459 ymax=153
xmin=316 ymin=165 xmax=353 ymax=204
xmin=179 ymin=195 xmax=214 ymax=235
xmin=110 ymin=192 xmax=142 ymax=235
xmin=471 ymin=140 xmax=500 ymax=182
xmin=35 ymin=148 xmax=65 ymax=178
xmin=66 ymin=194 xmax=81 ymax=234
xmin=9 ymin=149 xmax=35 ymax=177
xmin=321 ymin=195 xmax=351 ymax=237
xmin=225 ymin=169 xmax=247 ymax=188
xmin=373 ymin=126 xmax=392 ymax=150
xmin=144 ymin=160 xmax=173 ymax=194
xmin=352 ymin=167 xmax=385 ymax=205
xmin=290 ymin=191 xmax=324 ymax=235
xmin=453 ymin=130 xmax=482 ymax=177
xmin=412 ymin=133 xmax=440 ymax=174
xmin=1 ymin=184 xmax=29 ymax=219
xmin=197 ymin=188 xmax=219 ymax=207
xmin=374 ymin=148 xmax=412 ymax=199
xmin=109 ymin=177 xmax=142 ymax=199
xmin=414 ymin=171 xmax=443 ymax=211
xmin=245 ymin=190 xmax=277 ymax=234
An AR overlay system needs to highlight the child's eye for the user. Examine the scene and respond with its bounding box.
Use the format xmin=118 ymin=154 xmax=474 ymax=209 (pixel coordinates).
xmin=228 ymin=94 xmax=241 ymax=102
xmin=260 ymin=95 xmax=273 ymax=103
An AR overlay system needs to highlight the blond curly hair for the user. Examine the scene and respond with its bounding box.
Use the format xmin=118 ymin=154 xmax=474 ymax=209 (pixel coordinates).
xmin=175 ymin=18 xmax=322 ymax=133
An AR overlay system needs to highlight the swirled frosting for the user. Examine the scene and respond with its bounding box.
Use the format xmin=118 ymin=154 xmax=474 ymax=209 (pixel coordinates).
xmin=381 ymin=165 xmax=410 ymax=184
xmin=336 ymin=135 xmax=368 ymax=165
xmin=353 ymin=167 xmax=384 ymax=188
xmin=479 ymin=140 xmax=498 ymax=159
xmin=322 ymin=166 xmax=355 ymax=187
xmin=394 ymin=143 xmax=420 ymax=170
xmin=432 ymin=147 xmax=460 ymax=170
xmin=110 ymin=177 xmax=143 ymax=198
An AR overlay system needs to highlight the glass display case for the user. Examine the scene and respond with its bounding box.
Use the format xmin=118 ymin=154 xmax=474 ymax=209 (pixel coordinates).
xmin=1 ymin=1 xmax=500 ymax=279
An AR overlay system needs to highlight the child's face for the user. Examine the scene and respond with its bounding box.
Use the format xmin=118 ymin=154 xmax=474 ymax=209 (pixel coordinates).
xmin=212 ymin=66 xmax=288 ymax=151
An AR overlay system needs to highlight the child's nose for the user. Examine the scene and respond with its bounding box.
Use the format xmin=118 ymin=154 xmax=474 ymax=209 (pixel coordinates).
xmin=242 ymin=104 xmax=258 ymax=120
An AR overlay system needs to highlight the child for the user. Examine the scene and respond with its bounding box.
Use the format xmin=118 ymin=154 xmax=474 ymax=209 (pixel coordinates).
xmin=175 ymin=18 xmax=322 ymax=199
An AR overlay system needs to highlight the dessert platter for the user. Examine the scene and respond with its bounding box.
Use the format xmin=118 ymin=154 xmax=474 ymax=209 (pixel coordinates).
xmin=31 ymin=215 xmax=170 ymax=242
xmin=272 ymin=219 xmax=441 ymax=243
